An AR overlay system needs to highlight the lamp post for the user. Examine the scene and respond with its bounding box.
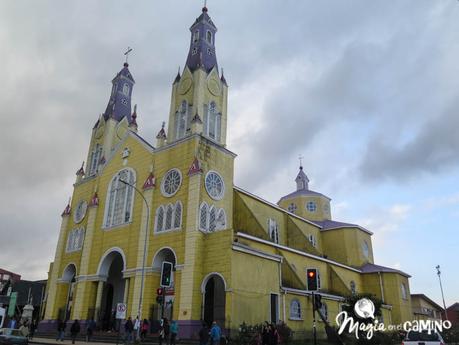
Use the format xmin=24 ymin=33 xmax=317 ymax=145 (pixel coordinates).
xmin=435 ymin=265 xmax=449 ymax=321
xmin=120 ymin=179 xmax=150 ymax=338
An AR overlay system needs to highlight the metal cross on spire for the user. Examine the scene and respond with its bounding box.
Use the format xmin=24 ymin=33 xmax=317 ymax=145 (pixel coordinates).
xmin=298 ymin=154 xmax=304 ymax=168
xmin=124 ymin=47 xmax=133 ymax=64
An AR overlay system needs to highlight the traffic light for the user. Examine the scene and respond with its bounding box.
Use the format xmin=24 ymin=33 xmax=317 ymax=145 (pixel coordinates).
xmin=160 ymin=261 xmax=173 ymax=287
xmin=156 ymin=287 xmax=164 ymax=305
xmin=306 ymin=268 xmax=318 ymax=291
xmin=314 ymin=294 xmax=322 ymax=310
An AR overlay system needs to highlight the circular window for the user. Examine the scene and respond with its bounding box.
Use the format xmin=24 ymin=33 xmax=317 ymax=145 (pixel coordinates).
xmin=205 ymin=171 xmax=225 ymax=200
xmin=161 ymin=169 xmax=182 ymax=197
xmin=74 ymin=200 xmax=88 ymax=224
xmin=362 ymin=240 xmax=369 ymax=259
xmin=288 ymin=203 xmax=297 ymax=214
xmin=306 ymin=201 xmax=317 ymax=212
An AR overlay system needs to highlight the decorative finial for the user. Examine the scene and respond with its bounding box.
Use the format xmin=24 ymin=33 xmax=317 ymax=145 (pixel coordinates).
xmin=161 ymin=121 xmax=165 ymax=129
xmin=202 ymin=0 xmax=208 ymax=12
xmin=124 ymin=46 xmax=133 ymax=66
xmin=298 ymin=154 xmax=304 ymax=169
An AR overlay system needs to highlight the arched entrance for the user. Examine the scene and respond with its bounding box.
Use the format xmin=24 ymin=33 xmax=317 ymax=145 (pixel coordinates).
xmin=152 ymin=248 xmax=177 ymax=321
xmin=202 ymin=273 xmax=226 ymax=327
xmin=62 ymin=264 xmax=77 ymax=321
xmin=97 ymin=249 xmax=126 ymax=330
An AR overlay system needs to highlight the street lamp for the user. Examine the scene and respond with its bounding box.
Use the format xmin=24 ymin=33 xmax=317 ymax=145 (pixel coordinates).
xmin=119 ymin=179 xmax=150 ymax=338
xmin=435 ymin=265 xmax=449 ymax=321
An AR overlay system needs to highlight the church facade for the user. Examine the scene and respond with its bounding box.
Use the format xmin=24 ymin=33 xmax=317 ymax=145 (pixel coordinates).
xmin=41 ymin=7 xmax=413 ymax=339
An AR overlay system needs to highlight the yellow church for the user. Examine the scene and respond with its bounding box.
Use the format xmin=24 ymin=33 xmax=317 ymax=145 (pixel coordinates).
xmin=40 ymin=6 xmax=413 ymax=339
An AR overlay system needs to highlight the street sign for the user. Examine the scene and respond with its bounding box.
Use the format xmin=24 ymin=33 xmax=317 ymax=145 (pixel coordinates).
xmin=116 ymin=303 xmax=126 ymax=319
xmin=7 ymin=292 xmax=17 ymax=317
xmin=7 ymin=287 xmax=12 ymax=297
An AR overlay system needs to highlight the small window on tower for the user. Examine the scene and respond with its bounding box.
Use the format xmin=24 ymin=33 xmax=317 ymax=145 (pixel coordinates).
xmin=121 ymin=99 xmax=128 ymax=105
xmin=207 ymin=48 xmax=213 ymax=56
xmin=192 ymin=47 xmax=198 ymax=55
xmin=122 ymin=83 xmax=130 ymax=96
xmin=206 ymin=31 xmax=212 ymax=44
xmin=193 ymin=30 xmax=199 ymax=42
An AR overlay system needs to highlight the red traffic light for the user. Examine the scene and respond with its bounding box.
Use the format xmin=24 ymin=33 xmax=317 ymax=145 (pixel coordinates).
xmin=308 ymin=271 xmax=316 ymax=278
xmin=157 ymin=288 xmax=164 ymax=295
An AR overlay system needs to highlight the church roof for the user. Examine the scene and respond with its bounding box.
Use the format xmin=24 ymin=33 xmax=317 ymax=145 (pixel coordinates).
xmin=312 ymin=219 xmax=373 ymax=235
xmin=278 ymin=188 xmax=331 ymax=203
xmin=360 ymin=263 xmax=411 ymax=278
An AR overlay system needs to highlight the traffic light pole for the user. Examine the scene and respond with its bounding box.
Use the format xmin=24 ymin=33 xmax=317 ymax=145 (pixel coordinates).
xmin=312 ymin=292 xmax=317 ymax=345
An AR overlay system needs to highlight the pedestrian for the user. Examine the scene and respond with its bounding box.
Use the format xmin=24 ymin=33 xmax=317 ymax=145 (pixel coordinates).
xmin=29 ymin=320 xmax=37 ymax=340
xmin=19 ymin=322 xmax=29 ymax=338
xmin=124 ymin=316 xmax=134 ymax=345
xmin=158 ymin=318 xmax=165 ymax=345
xmin=140 ymin=319 xmax=149 ymax=341
xmin=133 ymin=316 xmax=140 ymax=341
xmin=261 ymin=322 xmax=269 ymax=345
xmin=86 ymin=318 xmax=96 ymax=342
xmin=70 ymin=319 xmax=80 ymax=344
xmin=210 ymin=321 xmax=221 ymax=345
xmin=170 ymin=320 xmax=178 ymax=345
xmin=56 ymin=319 xmax=66 ymax=341
xmin=163 ymin=318 xmax=170 ymax=345
xmin=198 ymin=322 xmax=209 ymax=345
xmin=269 ymin=324 xmax=278 ymax=345
xmin=9 ymin=318 xmax=17 ymax=329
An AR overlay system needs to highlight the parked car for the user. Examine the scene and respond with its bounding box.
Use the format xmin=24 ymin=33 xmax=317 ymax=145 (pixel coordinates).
xmin=0 ymin=328 xmax=28 ymax=345
xmin=402 ymin=329 xmax=445 ymax=345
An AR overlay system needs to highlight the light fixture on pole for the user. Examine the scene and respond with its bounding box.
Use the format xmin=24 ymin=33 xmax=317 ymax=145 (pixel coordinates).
xmin=436 ymin=265 xmax=449 ymax=321
xmin=120 ymin=179 xmax=150 ymax=338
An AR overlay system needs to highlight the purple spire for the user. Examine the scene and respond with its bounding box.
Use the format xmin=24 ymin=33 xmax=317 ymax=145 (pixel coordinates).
xmin=185 ymin=7 xmax=218 ymax=73
xmin=295 ymin=166 xmax=310 ymax=191
xmin=103 ymin=63 xmax=135 ymax=122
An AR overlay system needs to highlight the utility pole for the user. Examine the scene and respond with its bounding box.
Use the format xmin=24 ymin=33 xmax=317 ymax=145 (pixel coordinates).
xmin=312 ymin=292 xmax=317 ymax=345
xmin=436 ymin=265 xmax=449 ymax=321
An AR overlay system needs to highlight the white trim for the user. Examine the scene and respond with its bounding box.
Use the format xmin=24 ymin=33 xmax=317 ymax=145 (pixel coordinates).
xmin=61 ymin=263 xmax=77 ymax=282
xmin=96 ymin=247 xmax=127 ymax=276
xmin=236 ymin=232 xmax=362 ymax=273
xmin=289 ymin=298 xmax=302 ymax=320
xmin=152 ymin=247 xmax=178 ymax=268
xmin=269 ymin=292 xmax=280 ymax=323
xmin=232 ymin=243 xmax=283 ymax=262
xmin=201 ymin=272 xmax=228 ymax=293
xmin=205 ymin=170 xmax=225 ymax=201
xmin=233 ymin=187 xmax=322 ymax=228
xmin=318 ymin=225 xmax=373 ymax=235
xmin=281 ymin=287 xmax=345 ymax=302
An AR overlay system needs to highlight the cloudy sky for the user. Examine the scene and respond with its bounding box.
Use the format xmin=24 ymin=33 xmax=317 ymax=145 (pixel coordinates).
xmin=1 ymin=1 xmax=458 ymax=306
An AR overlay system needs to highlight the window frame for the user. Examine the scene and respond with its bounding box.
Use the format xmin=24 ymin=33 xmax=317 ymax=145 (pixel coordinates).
xmin=160 ymin=168 xmax=183 ymax=198
xmin=289 ymin=299 xmax=302 ymax=320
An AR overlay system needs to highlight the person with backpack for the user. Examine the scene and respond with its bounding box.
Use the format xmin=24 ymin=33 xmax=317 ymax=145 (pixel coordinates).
xmin=210 ymin=321 xmax=221 ymax=345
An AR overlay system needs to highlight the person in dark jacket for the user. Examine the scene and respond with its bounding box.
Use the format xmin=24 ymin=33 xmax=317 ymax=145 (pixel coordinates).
xmin=86 ymin=318 xmax=96 ymax=342
xmin=56 ymin=320 xmax=66 ymax=341
xmin=70 ymin=319 xmax=80 ymax=344
xmin=198 ymin=322 xmax=209 ymax=345
xmin=124 ymin=317 xmax=134 ymax=345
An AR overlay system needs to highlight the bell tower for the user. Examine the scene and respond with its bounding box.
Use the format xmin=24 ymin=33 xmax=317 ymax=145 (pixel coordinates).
xmin=166 ymin=6 xmax=228 ymax=146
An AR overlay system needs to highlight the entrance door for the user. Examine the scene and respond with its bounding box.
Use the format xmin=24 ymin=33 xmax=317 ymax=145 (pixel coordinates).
xmin=203 ymin=275 xmax=226 ymax=326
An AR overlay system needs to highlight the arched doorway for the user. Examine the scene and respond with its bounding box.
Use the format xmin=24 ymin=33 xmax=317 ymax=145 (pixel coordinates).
xmin=152 ymin=248 xmax=177 ymax=321
xmin=97 ymin=249 xmax=126 ymax=330
xmin=202 ymin=273 xmax=226 ymax=327
xmin=62 ymin=264 xmax=77 ymax=321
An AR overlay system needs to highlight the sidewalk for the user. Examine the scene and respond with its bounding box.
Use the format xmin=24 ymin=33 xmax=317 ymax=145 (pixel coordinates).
xmin=30 ymin=338 xmax=126 ymax=345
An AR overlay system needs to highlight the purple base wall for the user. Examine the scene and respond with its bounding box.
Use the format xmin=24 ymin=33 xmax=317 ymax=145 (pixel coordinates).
xmin=177 ymin=320 xmax=203 ymax=339
xmin=38 ymin=319 xmax=58 ymax=333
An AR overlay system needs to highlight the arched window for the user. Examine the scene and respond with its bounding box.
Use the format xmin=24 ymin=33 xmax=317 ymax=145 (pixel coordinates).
xmin=350 ymin=281 xmax=356 ymax=295
xmin=209 ymin=206 xmax=217 ymax=232
xmin=77 ymin=229 xmax=85 ymax=249
xmin=401 ymin=283 xmax=408 ymax=300
xmin=104 ymin=168 xmax=135 ymax=227
xmin=66 ymin=228 xmax=84 ymax=252
xmin=155 ymin=206 xmax=165 ymax=232
xmin=193 ymin=30 xmax=199 ymax=42
xmin=89 ymin=144 xmax=102 ymax=176
xmin=204 ymin=102 xmax=221 ymax=141
xmin=175 ymin=100 xmax=188 ymax=139
xmin=199 ymin=202 xmax=208 ymax=231
xmin=308 ymin=234 xmax=317 ymax=248
xmin=216 ymin=209 xmax=226 ymax=230
xmin=173 ymin=201 xmax=182 ymax=229
xmin=290 ymin=299 xmax=302 ymax=319
xmin=165 ymin=204 xmax=173 ymax=230
xmin=122 ymin=83 xmax=130 ymax=96
xmin=268 ymin=218 xmax=279 ymax=244
xmin=206 ymin=30 xmax=212 ymax=44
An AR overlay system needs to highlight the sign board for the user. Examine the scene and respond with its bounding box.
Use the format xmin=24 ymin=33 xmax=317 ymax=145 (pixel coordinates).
xmin=7 ymin=292 xmax=17 ymax=317
xmin=7 ymin=287 xmax=12 ymax=297
xmin=116 ymin=303 xmax=126 ymax=319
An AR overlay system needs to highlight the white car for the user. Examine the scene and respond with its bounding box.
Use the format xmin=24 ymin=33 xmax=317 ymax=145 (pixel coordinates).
xmin=402 ymin=329 xmax=445 ymax=345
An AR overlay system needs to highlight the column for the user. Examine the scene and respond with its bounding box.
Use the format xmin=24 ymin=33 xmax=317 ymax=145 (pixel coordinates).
xmin=123 ymin=278 xmax=130 ymax=305
xmin=94 ymin=280 xmax=104 ymax=322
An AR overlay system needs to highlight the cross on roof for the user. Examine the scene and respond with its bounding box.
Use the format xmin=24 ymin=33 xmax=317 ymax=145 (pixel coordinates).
xmin=124 ymin=47 xmax=133 ymax=63
xmin=298 ymin=154 xmax=304 ymax=168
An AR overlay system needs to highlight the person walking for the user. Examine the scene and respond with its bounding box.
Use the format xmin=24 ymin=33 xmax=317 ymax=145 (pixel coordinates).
xmin=133 ymin=316 xmax=140 ymax=341
xmin=56 ymin=319 xmax=66 ymax=341
xmin=19 ymin=322 xmax=29 ymax=338
xmin=269 ymin=324 xmax=278 ymax=345
xmin=124 ymin=317 xmax=134 ymax=345
xmin=86 ymin=318 xmax=96 ymax=342
xmin=70 ymin=319 xmax=80 ymax=344
xmin=261 ymin=322 xmax=269 ymax=345
xmin=140 ymin=319 xmax=149 ymax=341
xmin=210 ymin=321 xmax=221 ymax=345
xmin=163 ymin=318 xmax=170 ymax=345
xmin=169 ymin=320 xmax=178 ymax=345
xmin=29 ymin=320 xmax=37 ymax=340
xmin=198 ymin=322 xmax=209 ymax=345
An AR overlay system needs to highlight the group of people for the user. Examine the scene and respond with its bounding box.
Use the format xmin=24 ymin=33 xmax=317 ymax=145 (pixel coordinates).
xmin=123 ymin=316 xmax=178 ymax=345
xmin=7 ymin=318 xmax=37 ymax=340
xmin=56 ymin=318 xmax=96 ymax=343
xmin=258 ymin=322 xmax=280 ymax=345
